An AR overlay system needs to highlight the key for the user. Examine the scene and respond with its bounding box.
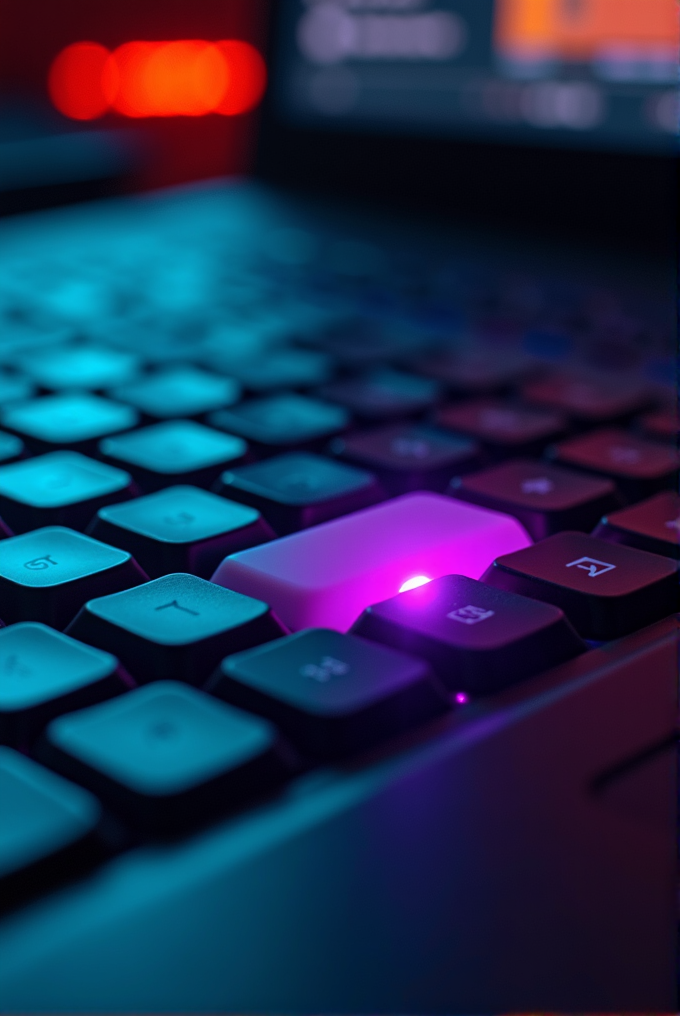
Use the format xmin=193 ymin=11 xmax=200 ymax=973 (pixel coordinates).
xmin=0 ymin=451 xmax=136 ymax=534
xmin=0 ymin=747 xmax=101 ymax=910
xmin=208 ymin=629 xmax=448 ymax=759
xmin=637 ymin=406 xmax=678 ymax=443
xmin=547 ymin=428 xmax=680 ymax=502
xmin=435 ymin=399 xmax=567 ymax=458
xmin=38 ymin=682 xmax=287 ymax=834
xmin=0 ymin=623 xmax=131 ymax=749
xmin=522 ymin=373 xmax=652 ymax=425
xmin=415 ymin=348 xmax=535 ymax=395
xmin=206 ymin=348 xmax=333 ymax=392
xmin=100 ymin=421 xmax=247 ymax=492
xmin=351 ymin=574 xmax=584 ymax=695
xmin=481 ymin=531 xmax=678 ymax=640
xmin=593 ymin=491 xmax=680 ymax=559
xmin=0 ymin=527 xmax=147 ymax=630
xmin=449 ymin=459 xmax=619 ymax=541
xmin=212 ymin=492 xmax=530 ymax=632
xmin=215 ymin=452 xmax=383 ymax=535
xmin=318 ymin=369 xmax=441 ymax=421
xmin=89 ymin=486 xmax=274 ymax=579
xmin=109 ymin=367 xmax=241 ymax=419
xmin=330 ymin=424 xmax=479 ymax=495
xmin=0 ymin=431 xmax=24 ymax=465
xmin=15 ymin=344 xmax=140 ymax=391
xmin=1 ymin=393 xmax=138 ymax=454
xmin=208 ymin=393 xmax=349 ymax=452
xmin=0 ymin=370 xmax=35 ymax=405
xmin=66 ymin=573 xmax=287 ymax=686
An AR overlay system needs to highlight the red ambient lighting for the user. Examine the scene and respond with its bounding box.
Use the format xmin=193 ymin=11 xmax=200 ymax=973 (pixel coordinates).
xmin=48 ymin=40 xmax=267 ymax=120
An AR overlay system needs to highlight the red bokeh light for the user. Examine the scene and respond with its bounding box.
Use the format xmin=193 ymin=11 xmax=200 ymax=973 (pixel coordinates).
xmin=48 ymin=39 xmax=266 ymax=119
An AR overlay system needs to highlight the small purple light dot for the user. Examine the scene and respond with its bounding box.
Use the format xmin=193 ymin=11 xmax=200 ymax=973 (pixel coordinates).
xmin=455 ymin=692 xmax=469 ymax=704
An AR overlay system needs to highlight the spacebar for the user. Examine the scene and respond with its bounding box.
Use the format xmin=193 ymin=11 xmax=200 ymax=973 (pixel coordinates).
xmin=211 ymin=491 xmax=530 ymax=631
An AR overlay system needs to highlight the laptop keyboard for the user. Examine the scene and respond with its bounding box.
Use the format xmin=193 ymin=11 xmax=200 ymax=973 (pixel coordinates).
xmin=0 ymin=184 xmax=677 ymax=919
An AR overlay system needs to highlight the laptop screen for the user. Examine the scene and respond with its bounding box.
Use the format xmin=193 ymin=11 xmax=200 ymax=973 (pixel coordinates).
xmin=272 ymin=0 xmax=678 ymax=153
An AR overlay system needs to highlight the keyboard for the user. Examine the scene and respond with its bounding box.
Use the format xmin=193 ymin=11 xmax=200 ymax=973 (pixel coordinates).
xmin=0 ymin=182 xmax=677 ymax=1012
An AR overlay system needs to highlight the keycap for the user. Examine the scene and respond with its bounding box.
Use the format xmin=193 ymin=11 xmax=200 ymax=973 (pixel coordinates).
xmin=1 ymin=393 xmax=138 ymax=454
xmin=110 ymin=367 xmax=240 ymax=419
xmin=215 ymin=453 xmax=383 ymax=535
xmin=435 ymin=399 xmax=567 ymax=457
xmin=593 ymin=491 xmax=680 ymax=559
xmin=0 ymin=452 xmax=136 ymax=534
xmin=66 ymin=573 xmax=287 ymax=686
xmin=209 ymin=629 xmax=448 ymax=759
xmin=89 ymin=486 xmax=274 ymax=579
xmin=209 ymin=394 xmax=349 ymax=451
xmin=351 ymin=574 xmax=584 ymax=695
xmin=0 ymin=370 xmax=35 ymax=405
xmin=0 ymin=527 xmax=147 ymax=630
xmin=207 ymin=348 xmax=333 ymax=392
xmin=212 ymin=492 xmax=531 ymax=632
xmin=522 ymin=373 xmax=652 ymax=425
xmin=481 ymin=532 xmax=678 ymax=640
xmin=547 ymin=428 xmax=680 ymax=502
xmin=449 ymin=459 xmax=619 ymax=541
xmin=0 ymin=623 xmax=131 ymax=749
xmin=15 ymin=344 xmax=140 ymax=391
xmin=637 ymin=406 xmax=678 ymax=443
xmin=318 ymin=369 xmax=441 ymax=421
xmin=0 ymin=747 xmax=101 ymax=908
xmin=330 ymin=424 xmax=478 ymax=496
xmin=100 ymin=421 xmax=247 ymax=492
xmin=38 ymin=682 xmax=286 ymax=834
xmin=415 ymin=348 xmax=535 ymax=395
xmin=0 ymin=431 xmax=24 ymax=465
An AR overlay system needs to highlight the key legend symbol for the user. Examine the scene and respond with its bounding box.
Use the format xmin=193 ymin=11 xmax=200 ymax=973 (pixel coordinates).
xmin=521 ymin=477 xmax=554 ymax=495
xmin=566 ymin=556 xmax=616 ymax=578
xmin=447 ymin=604 xmax=495 ymax=625
xmin=300 ymin=656 xmax=349 ymax=682
xmin=23 ymin=555 xmax=58 ymax=570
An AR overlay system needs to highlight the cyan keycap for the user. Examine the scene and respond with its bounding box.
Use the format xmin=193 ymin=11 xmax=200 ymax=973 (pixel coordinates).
xmin=207 ymin=348 xmax=333 ymax=392
xmin=89 ymin=485 xmax=273 ymax=578
xmin=39 ymin=682 xmax=286 ymax=833
xmin=110 ymin=367 xmax=240 ymax=419
xmin=0 ymin=431 xmax=24 ymax=465
xmin=209 ymin=393 xmax=349 ymax=450
xmin=100 ymin=421 xmax=247 ymax=491
xmin=0 ymin=623 xmax=130 ymax=748
xmin=1 ymin=393 xmax=138 ymax=452
xmin=66 ymin=573 xmax=286 ymax=685
xmin=16 ymin=344 xmax=140 ymax=391
xmin=0 ymin=451 xmax=136 ymax=532
xmin=0 ymin=527 xmax=147 ymax=629
xmin=0 ymin=371 xmax=35 ymax=405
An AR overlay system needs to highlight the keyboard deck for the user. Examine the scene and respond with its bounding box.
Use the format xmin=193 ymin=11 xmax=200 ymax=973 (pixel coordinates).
xmin=0 ymin=181 xmax=677 ymax=1012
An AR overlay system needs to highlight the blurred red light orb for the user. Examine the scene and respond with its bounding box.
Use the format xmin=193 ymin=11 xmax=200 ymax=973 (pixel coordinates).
xmin=48 ymin=42 xmax=111 ymax=120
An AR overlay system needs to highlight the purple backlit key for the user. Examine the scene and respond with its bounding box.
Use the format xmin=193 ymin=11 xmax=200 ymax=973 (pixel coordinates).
xmin=593 ymin=491 xmax=679 ymax=559
xmin=436 ymin=399 xmax=566 ymax=457
xmin=211 ymin=492 xmax=530 ymax=632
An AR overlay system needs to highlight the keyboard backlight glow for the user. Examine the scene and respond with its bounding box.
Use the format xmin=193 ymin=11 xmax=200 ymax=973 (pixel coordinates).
xmin=399 ymin=575 xmax=432 ymax=593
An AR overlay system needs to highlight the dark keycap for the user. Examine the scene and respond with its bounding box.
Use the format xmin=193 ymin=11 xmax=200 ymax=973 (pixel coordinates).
xmin=415 ymin=348 xmax=535 ymax=395
xmin=1 ymin=393 xmax=138 ymax=453
xmin=208 ymin=393 xmax=349 ymax=451
xmin=547 ymin=428 xmax=680 ymax=502
xmin=15 ymin=344 xmax=140 ymax=391
xmin=215 ymin=453 xmax=383 ymax=535
xmin=593 ymin=491 xmax=680 ymax=559
xmin=0 ymin=451 xmax=136 ymax=534
xmin=0 ymin=527 xmax=147 ymax=630
xmin=0 ymin=623 xmax=131 ymax=748
xmin=351 ymin=574 xmax=584 ymax=694
xmin=66 ymin=573 xmax=287 ymax=686
xmin=449 ymin=459 xmax=619 ymax=541
xmin=209 ymin=628 xmax=448 ymax=758
xmin=435 ymin=399 xmax=567 ymax=458
xmin=318 ymin=369 xmax=441 ymax=421
xmin=38 ymin=682 xmax=286 ymax=834
xmin=100 ymin=421 xmax=247 ymax=492
xmin=637 ymin=406 xmax=678 ymax=443
xmin=0 ymin=747 xmax=101 ymax=909
xmin=482 ymin=531 xmax=678 ymax=640
xmin=522 ymin=373 xmax=652 ymax=425
xmin=207 ymin=349 xmax=333 ymax=392
xmin=0 ymin=431 xmax=24 ymax=465
xmin=331 ymin=424 xmax=479 ymax=495
xmin=0 ymin=370 xmax=35 ymax=405
xmin=110 ymin=367 xmax=240 ymax=419
xmin=302 ymin=318 xmax=414 ymax=367
xmin=89 ymin=485 xmax=274 ymax=579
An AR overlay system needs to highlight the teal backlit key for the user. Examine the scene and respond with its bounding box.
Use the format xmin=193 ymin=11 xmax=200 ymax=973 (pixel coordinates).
xmin=66 ymin=573 xmax=287 ymax=685
xmin=15 ymin=344 xmax=140 ymax=391
xmin=38 ymin=682 xmax=287 ymax=834
xmin=1 ymin=393 xmax=138 ymax=453
xmin=0 ymin=452 xmax=136 ymax=533
xmin=110 ymin=367 xmax=241 ymax=419
xmin=209 ymin=393 xmax=349 ymax=451
xmin=100 ymin=421 xmax=247 ymax=491
xmin=0 ymin=623 xmax=131 ymax=749
xmin=0 ymin=431 xmax=24 ymax=465
xmin=89 ymin=486 xmax=273 ymax=579
xmin=0 ymin=527 xmax=147 ymax=630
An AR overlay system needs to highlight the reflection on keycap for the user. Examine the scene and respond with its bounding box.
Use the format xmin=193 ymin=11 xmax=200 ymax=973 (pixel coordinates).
xmin=1 ymin=393 xmax=138 ymax=451
xmin=39 ymin=682 xmax=286 ymax=833
xmin=66 ymin=572 xmax=287 ymax=685
xmin=110 ymin=367 xmax=240 ymax=419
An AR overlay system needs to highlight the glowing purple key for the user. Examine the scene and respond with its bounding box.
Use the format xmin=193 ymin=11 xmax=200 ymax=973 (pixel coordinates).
xmin=211 ymin=492 xmax=530 ymax=632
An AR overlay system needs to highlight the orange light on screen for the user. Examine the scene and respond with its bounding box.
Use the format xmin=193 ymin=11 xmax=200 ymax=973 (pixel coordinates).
xmin=48 ymin=39 xmax=266 ymax=120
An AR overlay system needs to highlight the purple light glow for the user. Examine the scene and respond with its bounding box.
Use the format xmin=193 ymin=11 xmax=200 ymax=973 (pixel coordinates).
xmin=399 ymin=575 xmax=431 ymax=593
xmin=455 ymin=692 xmax=469 ymax=704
